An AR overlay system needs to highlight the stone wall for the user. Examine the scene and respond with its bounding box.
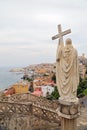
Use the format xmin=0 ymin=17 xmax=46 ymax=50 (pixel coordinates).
xmin=0 ymin=115 xmax=60 ymax=130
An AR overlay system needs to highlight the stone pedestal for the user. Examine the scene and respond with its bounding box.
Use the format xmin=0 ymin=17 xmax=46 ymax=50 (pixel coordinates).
xmin=57 ymin=99 xmax=80 ymax=130
xmin=61 ymin=117 xmax=77 ymax=130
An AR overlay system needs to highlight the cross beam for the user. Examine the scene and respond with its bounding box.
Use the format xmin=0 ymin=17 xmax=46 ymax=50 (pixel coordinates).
xmin=52 ymin=24 xmax=71 ymax=40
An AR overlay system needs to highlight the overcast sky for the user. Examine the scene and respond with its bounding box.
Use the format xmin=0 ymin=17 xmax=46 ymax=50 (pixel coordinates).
xmin=0 ymin=0 xmax=87 ymax=67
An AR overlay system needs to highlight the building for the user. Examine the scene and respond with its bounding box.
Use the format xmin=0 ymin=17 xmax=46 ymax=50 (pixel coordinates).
xmin=79 ymin=54 xmax=87 ymax=79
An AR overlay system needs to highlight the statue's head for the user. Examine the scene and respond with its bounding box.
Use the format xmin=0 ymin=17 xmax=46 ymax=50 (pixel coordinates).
xmin=65 ymin=38 xmax=72 ymax=45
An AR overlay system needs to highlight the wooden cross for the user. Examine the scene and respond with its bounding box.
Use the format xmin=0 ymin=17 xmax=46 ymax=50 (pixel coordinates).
xmin=52 ymin=24 xmax=71 ymax=41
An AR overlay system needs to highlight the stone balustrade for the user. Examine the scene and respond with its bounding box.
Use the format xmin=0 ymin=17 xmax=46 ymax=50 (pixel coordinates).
xmin=0 ymin=93 xmax=60 ymax=129
xmin=0 ymin=92 xmax=58 ymax=110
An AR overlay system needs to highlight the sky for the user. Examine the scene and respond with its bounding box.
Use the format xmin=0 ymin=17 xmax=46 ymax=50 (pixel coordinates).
xmin=0 ymin=0 xmax=87 ymax=67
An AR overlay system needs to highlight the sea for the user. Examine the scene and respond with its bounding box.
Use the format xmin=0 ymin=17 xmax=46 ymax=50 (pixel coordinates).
xmin=0 ymin=67 xmax=23 ymax=91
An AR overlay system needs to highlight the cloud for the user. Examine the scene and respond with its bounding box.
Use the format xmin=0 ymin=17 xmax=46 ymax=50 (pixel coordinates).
xmin=0 ymin=0 xmax=87 ymax=66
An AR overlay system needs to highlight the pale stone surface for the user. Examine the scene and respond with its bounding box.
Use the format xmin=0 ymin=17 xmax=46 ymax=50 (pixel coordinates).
xmin=56 ymin=38 xmax=79 ymax=102
xmin=57 ymin=99 xmax=80 ymax=119
xmin=61 ymin=118 xmax=77 ymax=130
xmin=52 ymin=24 xmax=80 ymax=130
xmin=52 ymin=24 xmax=79 ymax=102
xmin=52 ymin=24 xmax=71 ymax=40
xmin=78 ymin=107 xmax=87 ymax=129
xmin=58 ymin=99 xmax=80 ymax=130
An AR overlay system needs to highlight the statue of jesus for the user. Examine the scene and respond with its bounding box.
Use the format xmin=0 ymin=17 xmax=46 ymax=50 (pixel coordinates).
xmin=56 ymin=38 xmax=79 ymax=102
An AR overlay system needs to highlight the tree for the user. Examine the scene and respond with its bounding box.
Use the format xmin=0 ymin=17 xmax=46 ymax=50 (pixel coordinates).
xmin=77 ymin=77 xmax=87 ymax=97
xmin=51 ymin=73 xmax=56 ymax=83
xmin=46 ymin=86 xmax=59 ymax=100
xmin=29 ymin=81 xmax=34 ymax=92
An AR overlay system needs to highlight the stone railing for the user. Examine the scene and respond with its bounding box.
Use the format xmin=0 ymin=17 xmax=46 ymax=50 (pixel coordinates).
xmin=0 ymin=92 xmax=58 ymax=110
xmin=0 ymin=101 xmax=32 ymax=116
xmin=0 ymin=101 xmax=60 ymax=123
xmin=0 ymin=93 xmax=60 ymax=129
xmin=33 ymin=103 xmax=60 ymax=123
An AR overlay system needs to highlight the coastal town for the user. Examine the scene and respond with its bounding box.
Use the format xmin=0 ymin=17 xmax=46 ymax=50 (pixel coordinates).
xmin=0 ymin=53 xmax=86 ymax=130
xmin=3 ymin=53 xmax=87 ymax=99
xmin=4 ymin=63 xmax=56 ymax=97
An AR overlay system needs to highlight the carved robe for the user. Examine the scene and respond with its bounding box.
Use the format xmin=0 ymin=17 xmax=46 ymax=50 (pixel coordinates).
xmin=56 ymin=38 xmax=79 ymax=101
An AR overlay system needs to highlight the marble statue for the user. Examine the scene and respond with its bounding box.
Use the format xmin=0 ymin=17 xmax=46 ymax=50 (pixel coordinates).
xmin=52 ymin=25 xmax=80 ymax=130
xmin=56 ymin=38 xmax=79 ymax=101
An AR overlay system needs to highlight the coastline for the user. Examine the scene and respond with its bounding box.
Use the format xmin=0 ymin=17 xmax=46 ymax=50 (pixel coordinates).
xmin=0 ymin=67 xmax=23 ymax=90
